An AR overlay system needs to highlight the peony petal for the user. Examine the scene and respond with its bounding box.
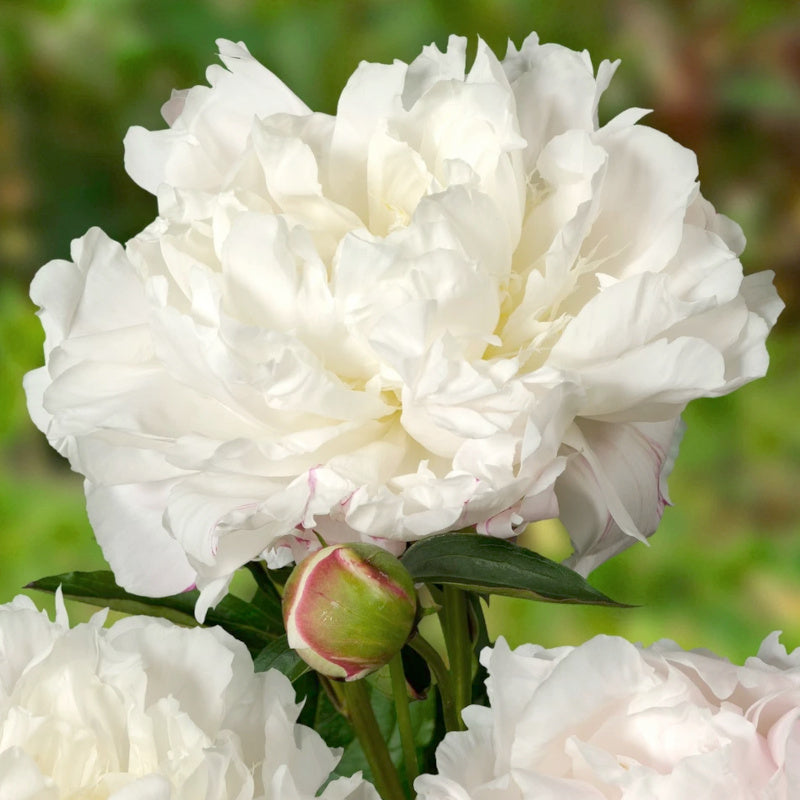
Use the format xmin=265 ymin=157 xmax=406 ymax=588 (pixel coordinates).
xmin=86 ymin=481 xmax=197 ymax=596
xmin=506 ymin=36 xmax=618 ymax=161
xmin=559 ymin=417 xmax=684 ymax=575
xmin=585 ymin=119 xmax=698 ymax=279
xmin=402 ymin=36 xmax=468 ymax=109
xmin=0 ymin=748 xmax=57 ymax=800
xmin=124 ymin=40 xmax=309 ymax=195
xmin=107 ymin=775 xmax=172 ymax=800
xmin=328 ymin=58 xmax=408 ymax=219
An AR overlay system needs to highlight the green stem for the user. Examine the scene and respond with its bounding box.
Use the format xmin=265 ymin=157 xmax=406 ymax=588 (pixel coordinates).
xmin=441 ymin=585 xmax=471 ymax=729
xmin=408 ymin=634 xmax=460 ymax=733
xmin=337 ymin=679 xmax=406 ymax=800
xmin=389 ymin=653 xmax=418 ymax=786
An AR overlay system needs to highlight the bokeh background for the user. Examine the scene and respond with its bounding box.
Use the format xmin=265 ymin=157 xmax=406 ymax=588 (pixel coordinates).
xmin=1 ymin=0 xmax=798 ymax=662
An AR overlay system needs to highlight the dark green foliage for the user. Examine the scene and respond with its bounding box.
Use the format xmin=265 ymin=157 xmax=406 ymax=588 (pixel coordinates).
xmin=28 ymin=569 xmax=284 ymax=654
xmin=402 ymin=532 xmax=628 ymax=606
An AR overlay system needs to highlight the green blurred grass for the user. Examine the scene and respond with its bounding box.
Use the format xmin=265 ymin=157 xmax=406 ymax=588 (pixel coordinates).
xmin=1 ymin=0 xmax=798 ymax=660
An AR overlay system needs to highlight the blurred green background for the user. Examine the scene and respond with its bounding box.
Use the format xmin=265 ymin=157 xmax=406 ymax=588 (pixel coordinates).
xmin=1 ymin=0 xmax=798 ymax=662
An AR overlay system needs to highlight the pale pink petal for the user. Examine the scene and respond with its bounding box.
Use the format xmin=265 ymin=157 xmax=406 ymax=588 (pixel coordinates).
xmin=558 ymin=417 xmax=684 ymax=575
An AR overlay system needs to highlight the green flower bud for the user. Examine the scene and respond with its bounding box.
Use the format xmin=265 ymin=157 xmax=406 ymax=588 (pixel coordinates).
xmin=282 ymin=544 xmax=417 ymax=681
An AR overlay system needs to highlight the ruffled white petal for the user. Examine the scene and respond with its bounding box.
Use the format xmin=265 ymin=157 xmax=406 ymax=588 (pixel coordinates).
xmin=559 ymin=417 xmax=683 ymax=575
xmin=124 ymin=40 xmax=309 ymax=195
xmin=86 ymin=481 xmax=197 ymax=596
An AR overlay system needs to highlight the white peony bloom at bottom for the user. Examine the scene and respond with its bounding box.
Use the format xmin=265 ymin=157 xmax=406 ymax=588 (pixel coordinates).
xmin=0 ymin=593 xmax=378 ymax=800
xmin=415 ymin=635 xmax=800 ymax=799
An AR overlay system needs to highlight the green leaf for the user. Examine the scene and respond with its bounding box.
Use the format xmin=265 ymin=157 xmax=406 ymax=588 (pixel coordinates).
xmin=27 ymin=570 xmax=282 ymax=654
xmin=253 ymin=635 xmax=310 ymax=681
xmin=311 ymin=683 xmax=355 ymax=749
xmin=467 ymin=593 xmax=490 ymax=708
xmin=244 ymin=560 xmax=286 ymax=618
xmin=401 ymin=644 xmax=431 ymax=700
xmin=401 ymin=533 xmax=628 ymax=606
xmin=362 ymin=644 xmax=431 ymax=702
xmin=244 ymin=561 xmax=283 ymax=602
xmin=295 ymin=672 xmax=323 ymax=731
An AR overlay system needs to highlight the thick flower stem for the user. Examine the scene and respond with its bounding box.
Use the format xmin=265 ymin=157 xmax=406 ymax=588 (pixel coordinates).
xmin=408 ymin=634 xmax=460 ymax=733
xmin=338 ymin=678 xmax=406 ymax=800
xmin=389 ymin=653 xmax=418 ymax=786
xmin=441 ymin=585 xmax=471 ymax=730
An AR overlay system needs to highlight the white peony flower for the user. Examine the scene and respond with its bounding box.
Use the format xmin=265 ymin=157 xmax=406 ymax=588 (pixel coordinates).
xmin=0 ymin=593 xmax=378 ymax=800
xmin=25 ymin=34 xmax=782 ymax=613
xmin=415 ymin=634 xmax=800 ymax=800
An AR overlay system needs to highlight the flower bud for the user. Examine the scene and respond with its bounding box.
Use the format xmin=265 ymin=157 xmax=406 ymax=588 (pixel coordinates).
xmin=282 ymin=544 xmax=417 ymax=681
